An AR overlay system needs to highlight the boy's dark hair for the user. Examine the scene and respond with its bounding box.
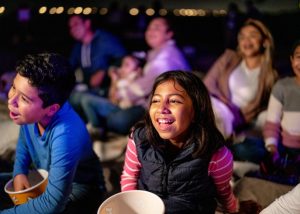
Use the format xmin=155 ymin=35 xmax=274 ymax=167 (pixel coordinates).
xmin=133 ymin=70 xmax=224 ymax=159
xmin=290 ymin=40 xmax=300 ymax=57
xmin=16 ymin=53 xmax=75 ymax=108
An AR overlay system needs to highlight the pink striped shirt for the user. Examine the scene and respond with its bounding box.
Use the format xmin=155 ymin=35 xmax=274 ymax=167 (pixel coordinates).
xmin=120 ymin=138 xmax=238 ymax=213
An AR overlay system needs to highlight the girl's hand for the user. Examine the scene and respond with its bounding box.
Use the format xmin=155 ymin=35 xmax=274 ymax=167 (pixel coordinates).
xmin=266 ymin=144 xmax=277 ymax=155
xmin=266 ymin=145 xmax=280 ymax=163
xmin=13 ymin=174 xmax=30 ymax=191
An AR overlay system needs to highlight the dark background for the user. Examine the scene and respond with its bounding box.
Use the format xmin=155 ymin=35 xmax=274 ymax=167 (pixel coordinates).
xmin=0 ymin=0 xmax=299 ymax=77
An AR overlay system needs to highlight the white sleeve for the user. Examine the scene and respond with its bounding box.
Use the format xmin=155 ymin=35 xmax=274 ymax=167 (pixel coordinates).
xmin=265 ymin=94 xmax=283 ymax=124
xmin=260 ymin=184 xmax=300 ymax=214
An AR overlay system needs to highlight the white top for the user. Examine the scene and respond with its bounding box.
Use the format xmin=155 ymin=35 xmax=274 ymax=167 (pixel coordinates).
xmin=229 ymin=60 xmax=260 ymax=108
xmin=260 ymin=184 xmax=300 ymax=214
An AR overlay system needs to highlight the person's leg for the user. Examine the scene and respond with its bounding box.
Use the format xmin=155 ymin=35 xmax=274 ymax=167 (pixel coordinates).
xmin=69 ymin=90 xmax=88 ymax=122
xmin=62 ymin=183 xmax=106 ymax=214
xmin=280 ymin=147 xmax=300 ymax=177
xmin=81 ymin=94 xmax=119 ymax=128
xmin=107 ymin=106 xmax=145 ymax=135
xmin=231 ymin=136 xmax=267 ymax=164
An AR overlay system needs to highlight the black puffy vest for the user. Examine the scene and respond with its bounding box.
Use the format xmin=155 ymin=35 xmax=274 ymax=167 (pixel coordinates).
xmin=134 ymin=128 xmax=217 ymax=214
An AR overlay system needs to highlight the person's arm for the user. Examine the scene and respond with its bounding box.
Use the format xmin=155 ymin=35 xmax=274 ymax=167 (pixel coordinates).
xmin=108 ymin=67 xmax=120 ymax=104
xmin=120 ymin=137 xmax=141 ymax=191
xmin=263 ymin=80 xmax=284 ymax=155
xmin=209 ymin=146 xmax=239 ymax=213
xmin=89 ymin=70 xmax=106 ymax=88
xmin=2 ymin=126 xmax=84 ymax=214
xmin=203 ymin=52 xmax=226 ymax=97
xmin=69 ymin=44 xmax=81 ymax=72
xmin=203 ymin=50 xmax=234 ymax=103
xmin=260 ymin=184 xmax=300 ymax=214
xmin=12 ymin=127 xmax=32 ymax=177
xmin=11 ymin=128 xmax=32 ymax=192
xmin=89 ymin=32 xmax=126 ymax=89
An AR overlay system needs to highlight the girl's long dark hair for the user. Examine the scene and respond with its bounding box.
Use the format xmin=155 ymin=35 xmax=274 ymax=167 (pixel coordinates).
xmin=132 ymin=70 xmax=225 ymax=159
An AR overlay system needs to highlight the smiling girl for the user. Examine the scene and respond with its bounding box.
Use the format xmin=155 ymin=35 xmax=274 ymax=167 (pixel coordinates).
xmin=263 ymin=40 xmax=300 ymax=176
xmin=121 ymin=71 xmax=239 ymax=213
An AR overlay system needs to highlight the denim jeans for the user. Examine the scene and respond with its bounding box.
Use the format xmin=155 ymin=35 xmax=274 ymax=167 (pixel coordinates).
xmin=69 ymin=88 xmax=108 ymax=123
xmin=231 ymin=136 xmax=267 ymax=164
xmin=69 ymin=90 xmax=90 ymax=122
xmin=62 ymin=183 xmax=106 ymax=214
xmin=81 ymin=93 xmax=120 ymax=127
xmin=107 ymin=105 xmax=146 ymax=135
xmin=81 ymin=93 xmax=146 ymax=135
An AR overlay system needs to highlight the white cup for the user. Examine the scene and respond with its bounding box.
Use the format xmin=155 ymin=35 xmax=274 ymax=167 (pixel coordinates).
xmin=98 ymin=190 xmax=165 ymax=214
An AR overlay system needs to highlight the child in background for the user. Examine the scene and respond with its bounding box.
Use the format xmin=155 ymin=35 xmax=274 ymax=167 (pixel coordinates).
xmin=1 ymin=53 xmax=106 ymax=214
xmin=120 ymin=71 xmax=239 ymax=213
xmin=106 ymin=16 xmax=191 ymax=135
xmin=81 ymin=54 xmax=145 ymax=137
xmin=263 ymin=40 xmax=300 ymax=175
xmin=108 ymin=54 xmax=145 ymax=109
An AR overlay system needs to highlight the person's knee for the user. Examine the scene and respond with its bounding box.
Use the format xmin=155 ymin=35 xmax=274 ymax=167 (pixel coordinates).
xmin=80 ymin=94 xmax=91 ymax=109
xmin=107 ymin=107 xmax=145 ymax=134
xmin=107 ymin=118 xmax=130 ymax=134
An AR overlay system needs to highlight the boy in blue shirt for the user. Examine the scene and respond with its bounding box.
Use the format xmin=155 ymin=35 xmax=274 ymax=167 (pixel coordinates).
xmin=1 ymin=53 xmax=106 ymax=213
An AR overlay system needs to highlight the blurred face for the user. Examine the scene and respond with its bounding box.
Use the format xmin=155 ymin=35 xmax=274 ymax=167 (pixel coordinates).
xmin=291 ymin=45 xmax=300 ymax=84
xmin=238 ymin=25 xmax=265 ymax=58
xmin=119 ymin=56 xmax=139 ymax=78
xmin=145 ymin=18 xmax=173 ymax=49
xmin=7 ymin=74 xmax=49 ymax=125
xmin=69 ymin=16 xmax=89 ymax=41
xmin=150 ymin=80 xmax=194 ymax=145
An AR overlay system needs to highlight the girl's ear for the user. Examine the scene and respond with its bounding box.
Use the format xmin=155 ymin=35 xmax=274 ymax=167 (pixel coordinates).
xmin=47 ymin=103 xmax=60 ymax=117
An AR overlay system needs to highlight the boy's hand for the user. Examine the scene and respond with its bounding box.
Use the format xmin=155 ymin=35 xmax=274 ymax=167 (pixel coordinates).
xmin=13 ymin=174 xmax=30 ymax=191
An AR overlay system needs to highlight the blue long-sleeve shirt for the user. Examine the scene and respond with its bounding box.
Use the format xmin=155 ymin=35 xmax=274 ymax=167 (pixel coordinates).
xmin=2 ymin=102 xmax=105 ymax=214
xmin=69 ymin=29 xmax=126 ymax=89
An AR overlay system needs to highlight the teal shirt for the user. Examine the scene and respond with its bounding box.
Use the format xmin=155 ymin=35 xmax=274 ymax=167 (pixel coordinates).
xmin=3 ymin=102 xmax=105 ymax=214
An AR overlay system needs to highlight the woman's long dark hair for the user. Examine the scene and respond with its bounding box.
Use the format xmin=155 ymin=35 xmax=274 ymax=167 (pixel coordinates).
xmin=132 ymin=70 xmax=225 ymax=158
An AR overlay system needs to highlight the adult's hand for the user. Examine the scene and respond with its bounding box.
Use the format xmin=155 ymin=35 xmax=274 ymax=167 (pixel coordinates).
xmin=90 ymin=70 xmax=105 ymax=88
